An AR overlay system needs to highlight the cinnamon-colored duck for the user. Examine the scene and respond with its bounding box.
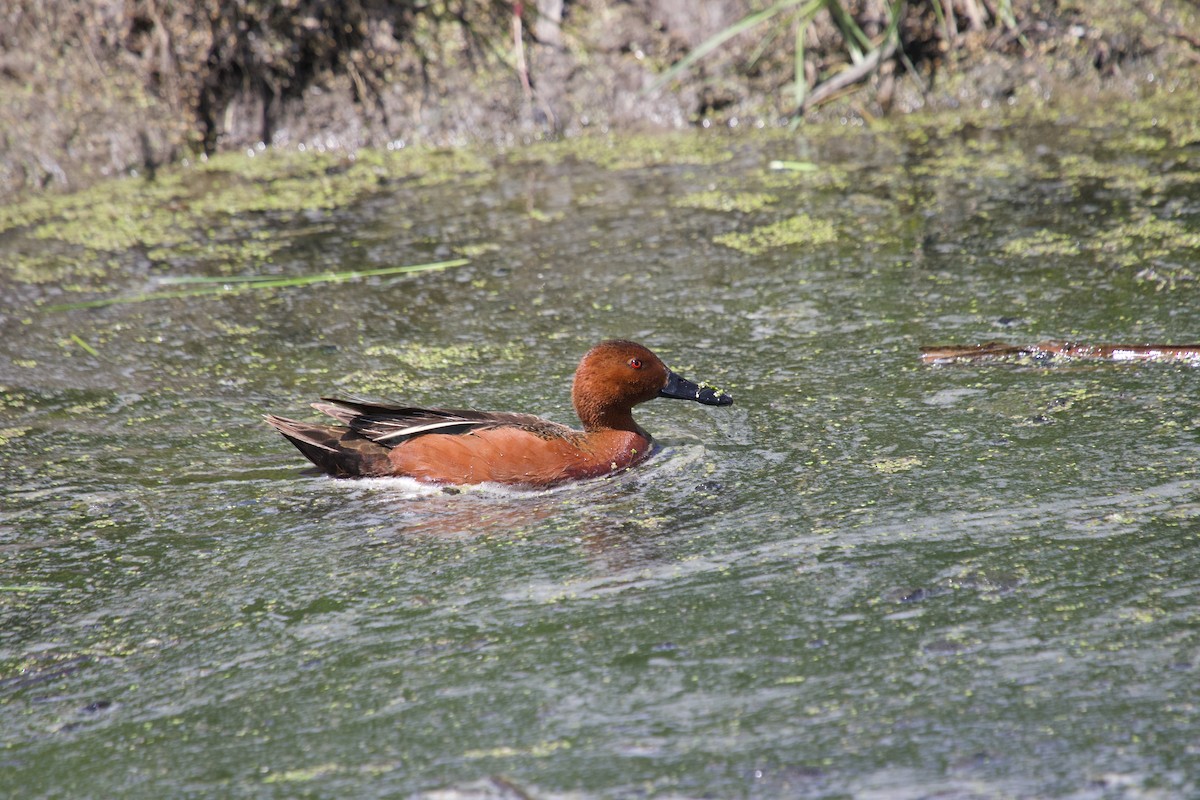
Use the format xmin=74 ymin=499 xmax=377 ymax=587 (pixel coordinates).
xmin=265 ymin=340 xmax=732 ymax=487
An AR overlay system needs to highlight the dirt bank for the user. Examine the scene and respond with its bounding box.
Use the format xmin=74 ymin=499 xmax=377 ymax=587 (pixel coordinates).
xmin=1 ymin=0 xmax=1197 ymax=196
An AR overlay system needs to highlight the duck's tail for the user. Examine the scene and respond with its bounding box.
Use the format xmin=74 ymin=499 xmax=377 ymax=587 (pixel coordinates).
xmin=263 ymin=415 xmax=393 ymax=477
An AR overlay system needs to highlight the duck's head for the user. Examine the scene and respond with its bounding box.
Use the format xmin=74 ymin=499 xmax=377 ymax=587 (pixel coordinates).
xmin=572 ymin=340 xmax=733 ymax=432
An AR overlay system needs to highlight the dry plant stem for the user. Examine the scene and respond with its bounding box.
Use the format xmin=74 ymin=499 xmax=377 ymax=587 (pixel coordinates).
xmin=803 ymin=36 xmax=898 ymax=109
xmin=512 ymin=1 xmax=533 ymax=108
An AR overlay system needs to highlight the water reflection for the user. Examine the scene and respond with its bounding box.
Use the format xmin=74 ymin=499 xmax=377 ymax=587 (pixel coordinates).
xmin=1 ymin=125 xmax=1199 ymax=797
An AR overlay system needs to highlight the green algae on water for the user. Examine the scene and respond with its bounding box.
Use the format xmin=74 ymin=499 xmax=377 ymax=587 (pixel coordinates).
xmin=518 ymin=131 xmax=735 ymax=171
xmin=0 ymin=144 xmax=493 ymax=288
xmin=714 ymin=213 xmax=838 ymax=255
xmin=673 ymin=190 xmax=778 ymax=213
xmin=1002 ymin=230 xmax=1083 ymax=258
xmin=334 ymin=341 xmax=528 ymax=398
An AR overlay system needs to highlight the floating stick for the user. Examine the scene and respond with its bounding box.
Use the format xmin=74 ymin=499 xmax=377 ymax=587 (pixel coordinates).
xmin=920 ymin=341 xmax=1200 ymax=365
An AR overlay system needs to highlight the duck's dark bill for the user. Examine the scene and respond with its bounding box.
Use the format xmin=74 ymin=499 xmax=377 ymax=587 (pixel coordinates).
xmin=659 ymin=371 xmax=734 ymax=406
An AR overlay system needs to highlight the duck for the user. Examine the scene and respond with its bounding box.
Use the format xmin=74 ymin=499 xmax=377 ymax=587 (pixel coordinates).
xmin=264 ymin=339 xmax=733 ymax=487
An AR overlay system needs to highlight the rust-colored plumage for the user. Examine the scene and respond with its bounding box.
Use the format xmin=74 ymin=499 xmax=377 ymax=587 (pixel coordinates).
xmin=265 ymin=340 xmax=733 ymax=487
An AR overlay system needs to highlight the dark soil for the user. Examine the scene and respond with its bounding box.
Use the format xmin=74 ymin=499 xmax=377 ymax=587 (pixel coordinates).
xmin=1 ymin=0 xmax=1197 ymax=196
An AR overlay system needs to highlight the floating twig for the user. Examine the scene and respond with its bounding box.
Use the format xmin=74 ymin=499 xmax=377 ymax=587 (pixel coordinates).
xmin=921 ymin=341 xmax=1200 ymax=365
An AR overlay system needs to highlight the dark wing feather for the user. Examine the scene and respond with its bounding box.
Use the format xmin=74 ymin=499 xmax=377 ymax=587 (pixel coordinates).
xmin=263 ymin=414 xmax=394 ymax=477
xmin=313 ymin=398 xmax=578 ymax=447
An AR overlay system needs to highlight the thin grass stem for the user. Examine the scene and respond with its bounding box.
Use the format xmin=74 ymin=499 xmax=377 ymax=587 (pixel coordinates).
xmin=646 ymin=0 xmax=823 ymax=94
xmin=69 ymin=334 xmax=100 ymax=356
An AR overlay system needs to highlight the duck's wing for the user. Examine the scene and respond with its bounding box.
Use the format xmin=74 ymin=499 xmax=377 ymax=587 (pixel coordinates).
xmin=263 ymin=414 xmax=394 ymax=477
xmin=312 ymin=398 xmax=577 ymax=446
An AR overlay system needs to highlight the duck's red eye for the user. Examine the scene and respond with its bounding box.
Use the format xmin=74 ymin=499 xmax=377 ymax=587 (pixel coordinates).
xmin=628 ymin=358 xmax=643 ymax=369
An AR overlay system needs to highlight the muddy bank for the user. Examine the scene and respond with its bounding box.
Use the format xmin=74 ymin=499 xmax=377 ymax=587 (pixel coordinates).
xmin=1 ymin=0 xmax=1197 ymax=196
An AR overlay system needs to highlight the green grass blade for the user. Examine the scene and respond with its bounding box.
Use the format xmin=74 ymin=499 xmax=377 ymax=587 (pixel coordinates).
xmin=825 ymin=0 xmax=872 ymax=55
xmin=768 ymin=160 xmax=819 ymax=171
xmin=746 ymin=12 xmax=788 ymax=69
xmin=929 ymin=0 xmax=948 ymax=39
xmin=794 ymin=13 xmax=810 ymax=108
xmin=156 ymin=274 xmax=293 ymax=285
xmin=69 ymin=334 xmax=100 ymax=356
xmin=646 ymin=0 xmax=821 ymax=94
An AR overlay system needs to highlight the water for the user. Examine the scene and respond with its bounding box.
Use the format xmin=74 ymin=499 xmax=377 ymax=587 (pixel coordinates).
xmin=2 ymin=118 xmax=1199 ymax=798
